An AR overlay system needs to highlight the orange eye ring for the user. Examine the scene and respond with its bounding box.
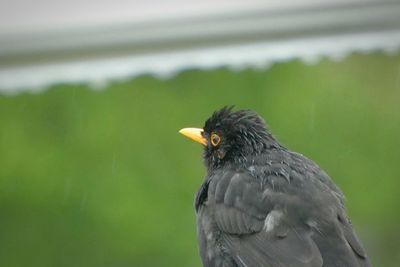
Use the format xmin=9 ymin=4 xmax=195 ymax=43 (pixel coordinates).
xmin=210 ymin=133 xmax=221 ymax=146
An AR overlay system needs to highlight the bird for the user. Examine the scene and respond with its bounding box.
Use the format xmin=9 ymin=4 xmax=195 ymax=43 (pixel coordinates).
xmin=179 ymin=106 xmax=371 ymax=267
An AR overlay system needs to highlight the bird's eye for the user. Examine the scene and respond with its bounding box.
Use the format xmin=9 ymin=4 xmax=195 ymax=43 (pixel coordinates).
xmin=210 ymin=133 xmax=221 ymax=146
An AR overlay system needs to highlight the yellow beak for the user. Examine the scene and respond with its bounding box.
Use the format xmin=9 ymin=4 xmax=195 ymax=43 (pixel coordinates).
xmin=179 ymin=128 xmax=207 ymax=146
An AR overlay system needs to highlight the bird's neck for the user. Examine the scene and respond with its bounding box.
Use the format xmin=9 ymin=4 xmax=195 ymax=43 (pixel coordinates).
xmin=205 ymin=141 xmax=283 ymax=174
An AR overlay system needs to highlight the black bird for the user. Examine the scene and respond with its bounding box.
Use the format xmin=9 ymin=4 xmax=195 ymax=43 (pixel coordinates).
xmin=179 ymin=107 xmax=371 ymax=267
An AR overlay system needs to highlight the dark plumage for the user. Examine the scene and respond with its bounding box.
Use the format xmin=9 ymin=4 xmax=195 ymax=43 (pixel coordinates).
xmin=180 ymin=107 xmax=371 ymax=267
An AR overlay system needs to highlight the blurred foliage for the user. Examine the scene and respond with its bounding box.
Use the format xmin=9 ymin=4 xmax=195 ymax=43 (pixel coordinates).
xmin=0 ymin=53 xmax=399 ymax=267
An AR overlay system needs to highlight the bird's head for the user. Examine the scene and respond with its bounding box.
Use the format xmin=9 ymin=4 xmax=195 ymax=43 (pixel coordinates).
xmin=179 ymin=106 xmax=280 ymax=171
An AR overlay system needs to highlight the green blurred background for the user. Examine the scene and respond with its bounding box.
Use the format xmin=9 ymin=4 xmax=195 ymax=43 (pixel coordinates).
xmin=0 ymin=53 xmax=399 ymax=267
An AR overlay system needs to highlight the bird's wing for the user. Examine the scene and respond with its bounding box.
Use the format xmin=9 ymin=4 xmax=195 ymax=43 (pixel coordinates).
xmin=340 ymin=216 xmax=369 ymax=260
xmin=207 ymin=170 xmax=323 ymax=267
xmin=289 ymin=152 xmax=371 ymax=266
xmin=308 ymin=213 xmax=371 ymax=267
xmin=222 ymin=228 xmax=322 ymax=267
xmin=330 ymin=213 xmax=372 ymax=267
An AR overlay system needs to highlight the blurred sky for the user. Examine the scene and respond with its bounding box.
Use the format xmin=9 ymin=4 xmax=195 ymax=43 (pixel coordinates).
xmin=1 ymin=0 xmax=399 ymax=93
xmin=0 ymin=0 xmax=367 ymax=33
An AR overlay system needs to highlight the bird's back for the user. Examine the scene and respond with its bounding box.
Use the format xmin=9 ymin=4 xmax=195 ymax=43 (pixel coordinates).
xmin=195 ymin=148 xmax=371 ymax=267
